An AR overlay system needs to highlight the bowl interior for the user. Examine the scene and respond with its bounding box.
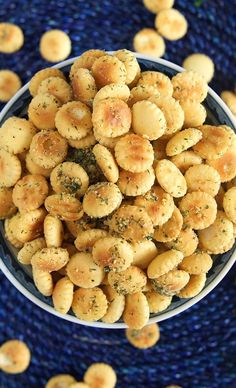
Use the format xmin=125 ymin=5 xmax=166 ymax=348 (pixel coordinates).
xmin=0 ymin=55 xmax=235 ymax=328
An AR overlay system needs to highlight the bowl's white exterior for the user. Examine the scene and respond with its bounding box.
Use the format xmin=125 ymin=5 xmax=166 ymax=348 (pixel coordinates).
xmin=0 ymin=53 xmax=235 ymax=329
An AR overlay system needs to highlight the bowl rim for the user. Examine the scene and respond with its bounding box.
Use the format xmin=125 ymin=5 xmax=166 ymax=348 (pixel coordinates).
xmin=0 ymin=53 xmax=235 ymax=329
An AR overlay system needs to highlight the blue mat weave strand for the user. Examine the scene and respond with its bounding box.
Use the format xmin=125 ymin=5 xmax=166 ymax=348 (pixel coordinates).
xmin=0 ymin=1 xmax=236 ymax=387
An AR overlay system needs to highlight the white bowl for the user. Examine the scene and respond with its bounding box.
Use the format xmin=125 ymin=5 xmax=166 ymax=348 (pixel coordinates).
xmin=0 ymin=53 xmax=235 ymax=329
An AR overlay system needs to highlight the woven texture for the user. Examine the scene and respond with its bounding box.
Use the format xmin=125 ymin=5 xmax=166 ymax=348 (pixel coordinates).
xmin=0 ymin=0 xmax=236 ymax=387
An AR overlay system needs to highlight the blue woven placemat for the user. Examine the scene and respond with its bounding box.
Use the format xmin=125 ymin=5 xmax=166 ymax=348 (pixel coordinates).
xmin=0 ymin=1 xmax=236 ymax=387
